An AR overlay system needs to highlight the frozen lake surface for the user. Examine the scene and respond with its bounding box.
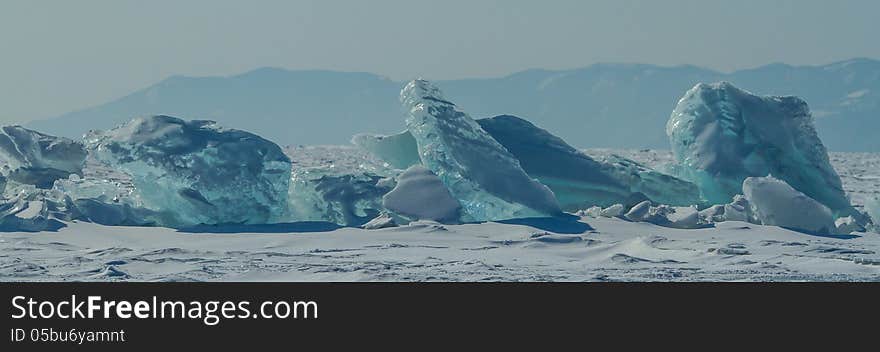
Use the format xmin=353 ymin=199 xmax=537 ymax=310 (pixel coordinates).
xmin=2 ymin=148 xmax=879 ymax=282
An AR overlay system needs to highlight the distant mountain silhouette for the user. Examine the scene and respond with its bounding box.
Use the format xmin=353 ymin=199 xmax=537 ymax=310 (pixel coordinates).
xmin=27 ymin=59 xmax=880 ymax=151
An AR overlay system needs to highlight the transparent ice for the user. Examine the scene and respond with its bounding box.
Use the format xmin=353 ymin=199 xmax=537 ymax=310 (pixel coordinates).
xmin=667 ymin=82 xmax=855 ymax=218
xmin=356 ymin=114 xmax=701 ymax=211
xmin=85 ymin=115 xmax=291 ymax=227
xmin=401 ymin=79 xmax=561 ymax=221
xmin=351 ymin=131 xmax=420 ymax=169
xmin=477 ymin=115 xmax=702 ymax=210
xmin=284 ymin=145 xmax=398 ymax=226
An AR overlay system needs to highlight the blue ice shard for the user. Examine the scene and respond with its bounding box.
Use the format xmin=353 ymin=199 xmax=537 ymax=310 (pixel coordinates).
xmin=401 ymin=79 xmax=562 ymax=221
xmin=478 ymin=115 xmax=701 ymax=210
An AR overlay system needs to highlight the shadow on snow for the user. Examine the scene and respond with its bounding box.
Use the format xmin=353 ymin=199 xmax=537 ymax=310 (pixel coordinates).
xmin=494 ymin=214 xmax=593 ymax=234
xmin=177 ymin=221 xmax=343 ymax=234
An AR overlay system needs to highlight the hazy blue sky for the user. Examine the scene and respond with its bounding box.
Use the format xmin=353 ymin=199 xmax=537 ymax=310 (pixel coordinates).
xmin=1 ymin=0 xmax=878 ymax=124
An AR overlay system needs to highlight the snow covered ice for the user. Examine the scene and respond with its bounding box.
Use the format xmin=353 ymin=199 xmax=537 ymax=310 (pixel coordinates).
xmin=698 ymin=194 xmax=752 ymax=223
xmin=622 ymin=200 xmax=705 ymax=229
xmin=401 ymin=79 xmax=561 ymax=221
xmin=0 ymin=126 xmax=87 ymax=231
xmin=84 ymin=115 xmax=291 ymax=227
xmin=667 ymin=82 xmax=856 ymax=218
xmin=382 ymin=165 xmax=461 ymax=223
xmin=0 ymin=125 xmax=87 ymax=189
xmin=6 ymin=212 xmax=880 ymax=281
xmin=742 ymin=176 xmax=836 ymax=234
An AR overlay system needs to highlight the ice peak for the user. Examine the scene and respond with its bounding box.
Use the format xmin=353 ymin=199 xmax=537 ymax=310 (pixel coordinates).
xmin=679 ymin=82 xmax=810 ymax=121
xmin=688 ymin=81 xmax=751 ymax=96
xmin=401 ymin=80 xmax=562 ymax=220
xmin=400 ymin=79 xmax=455 ymax=110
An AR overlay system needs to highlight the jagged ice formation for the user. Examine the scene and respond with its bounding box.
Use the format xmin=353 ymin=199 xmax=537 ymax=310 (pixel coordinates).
xmin=400 ymin=79 xmax=562 ymax=221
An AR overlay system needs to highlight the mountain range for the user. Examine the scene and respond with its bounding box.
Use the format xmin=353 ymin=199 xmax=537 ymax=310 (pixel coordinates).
xmin=27 ymin=58 xmax=880 ymax=151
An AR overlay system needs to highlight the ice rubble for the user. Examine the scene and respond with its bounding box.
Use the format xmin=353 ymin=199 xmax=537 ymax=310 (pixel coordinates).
xmin=284 ymin=145 xmax=398 ymax=226
xmin=0 ymin=197 xmax=65 ymax=232
xmin=401 ymin=79 xmax=562 ymax=221
xmin=835 ymin=216 xmax=864 ymax=234
xmin=84 ymin=115 xmax=291 ymax=227
xmin=599 ymin=204 xmax=625 ymax=218
xmin=667 ymin=82 xmax=855 ymax=218
xmin=287 ymin=167 xmax=394 ymax=226
xmin=0 ymin=126 xmax=87 ymax=231
xmin=586 ymin=177 xmax=840 ymax=234
xmin=361 ymin=212 xmax=398 ymax=229
xmin=382 ymin=165 xmax=460 ymax=222
xmin=0 ymin=125 xmax=87 ymax=189
xmin=742 ymin=176 xmax=836 ymax=234
xmin=623 ymin=201 xmax=705 ymax=229
xmin=698 ymin=195 xmax=751 ymax=223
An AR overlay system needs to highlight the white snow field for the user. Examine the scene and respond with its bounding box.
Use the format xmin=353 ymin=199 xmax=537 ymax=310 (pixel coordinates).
xmin=2 ymin=146 xmax=879 ymax=282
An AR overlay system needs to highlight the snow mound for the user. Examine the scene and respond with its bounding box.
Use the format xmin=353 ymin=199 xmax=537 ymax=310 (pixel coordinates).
xmin=382 ymin=165 xmax=460 ymax=223
xmin=742 ymin=176 xmax=835 ymax=234
xmin=667 ymin=82 xmax=854 ymax=217
xmin=401 ymin=79 xmax=561 ymax=221
xmin=0 ymin=125 xmax=86 ymax=189
xmin=85 ymin=115 xmax=291 ymax=227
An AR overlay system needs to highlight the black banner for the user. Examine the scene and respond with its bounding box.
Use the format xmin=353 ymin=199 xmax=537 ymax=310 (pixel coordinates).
xmin=1 ymin=282 xmax=877 ymax=349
